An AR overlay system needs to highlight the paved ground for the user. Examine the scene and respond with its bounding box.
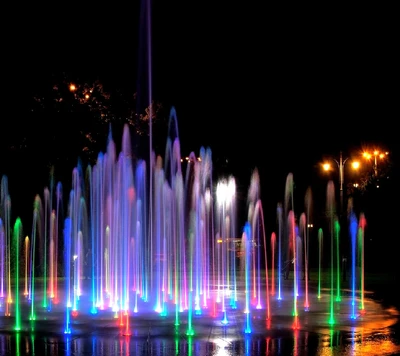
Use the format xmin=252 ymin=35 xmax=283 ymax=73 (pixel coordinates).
xmin=1 ymin=276 xmax=399 ymax=355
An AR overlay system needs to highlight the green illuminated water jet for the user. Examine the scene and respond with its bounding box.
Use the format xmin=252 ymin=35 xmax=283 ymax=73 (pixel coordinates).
xmin=29 ymin=196 xmax=41 ymax=322
xmin=334 ymin=220 xmax=341 ymax=302
xmin=326 ymin=181 xmax=336 ymax=325
xmin=13 ymin=217 xmax=23 ymax=331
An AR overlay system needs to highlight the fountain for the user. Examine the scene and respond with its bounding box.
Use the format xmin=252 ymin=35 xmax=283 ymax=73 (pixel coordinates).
xmin=0 ymin=108 xmax=399 ymax=355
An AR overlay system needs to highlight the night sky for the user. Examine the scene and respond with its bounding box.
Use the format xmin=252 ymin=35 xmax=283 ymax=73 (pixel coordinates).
xmin=2 ymin=3 xmax=399 ymax=260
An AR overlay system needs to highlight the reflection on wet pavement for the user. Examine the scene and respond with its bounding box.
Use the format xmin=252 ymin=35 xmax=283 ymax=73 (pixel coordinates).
xmin=1 ymin=281 xmax=399 ymax=355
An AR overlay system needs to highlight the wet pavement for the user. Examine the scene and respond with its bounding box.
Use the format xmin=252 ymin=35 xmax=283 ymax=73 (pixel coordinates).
xmin=1 ymin=277 xmax=399 ymax=355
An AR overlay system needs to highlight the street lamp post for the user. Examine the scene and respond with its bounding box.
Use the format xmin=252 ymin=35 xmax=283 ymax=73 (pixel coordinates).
xmin=323 ymin=151 xmax=361 ymax=217
xmin=323 ymin=151 xmax=349 ymax=214
xmin=337 ymin=151 xmax=347 ymax=210
xmin=362 ymin=150 xmax=389 ymax=177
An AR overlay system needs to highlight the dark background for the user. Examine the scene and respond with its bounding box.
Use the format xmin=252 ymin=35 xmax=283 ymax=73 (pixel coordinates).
xmin=2 ymin=2 xmax=399 ymax=272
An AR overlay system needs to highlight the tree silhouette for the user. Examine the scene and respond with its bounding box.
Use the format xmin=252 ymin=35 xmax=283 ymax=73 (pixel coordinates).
xmin=3 ymin=72 xmax=168 ymax=186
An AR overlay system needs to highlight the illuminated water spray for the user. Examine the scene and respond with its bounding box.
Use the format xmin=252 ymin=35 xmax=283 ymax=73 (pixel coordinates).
xmin=243 ymin=222 xmax=252 ymax=334
xmin=326 ymin=180 xmax=337 ymax=325
xmin=317 ymin=228 xmax=323 ymax=299
xmin=304 ymin=187 xmax=313 ymax=310
xmin=23 ymin=236 xmax=29 ymax=297
xmin=216 ymin=176 xmax=237 ymax=325
xmin=358 ymin=213 xmax=367 ymax=314
xmin=64 ymin=218 xmax=72 ymax=335
xmin=28 ymin=195 xmax=42 ymax=322
xmin=349 ymin=211 xmax=358 ymax=319
xmin=334 ymin=219 xmax=341 ymax=303
xmin=1 ymin=176 xmax=12 ymax=316
xmin=299 ymin=213 xmax=309 ymax=311
xmin=270 ymin=232 xmax=276 ymax=297
xmin=0 ymin=219 xmax=4 ymax=299
xmin=288 ymin=210 xmax=299 ymax=327
xmin=276 ymin=203 xmax=283 ymax=300
xmin=0 ymin=113 xmax=380 ymax=339
xmin=13 ymin=218 xmax=23 ymax=331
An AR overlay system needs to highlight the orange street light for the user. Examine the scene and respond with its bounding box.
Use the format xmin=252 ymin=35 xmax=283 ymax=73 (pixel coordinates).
xmin=362 ymin=150 xmax=389 ymax=176
xmin=322 ymin=151 xmax=360 ymax=211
